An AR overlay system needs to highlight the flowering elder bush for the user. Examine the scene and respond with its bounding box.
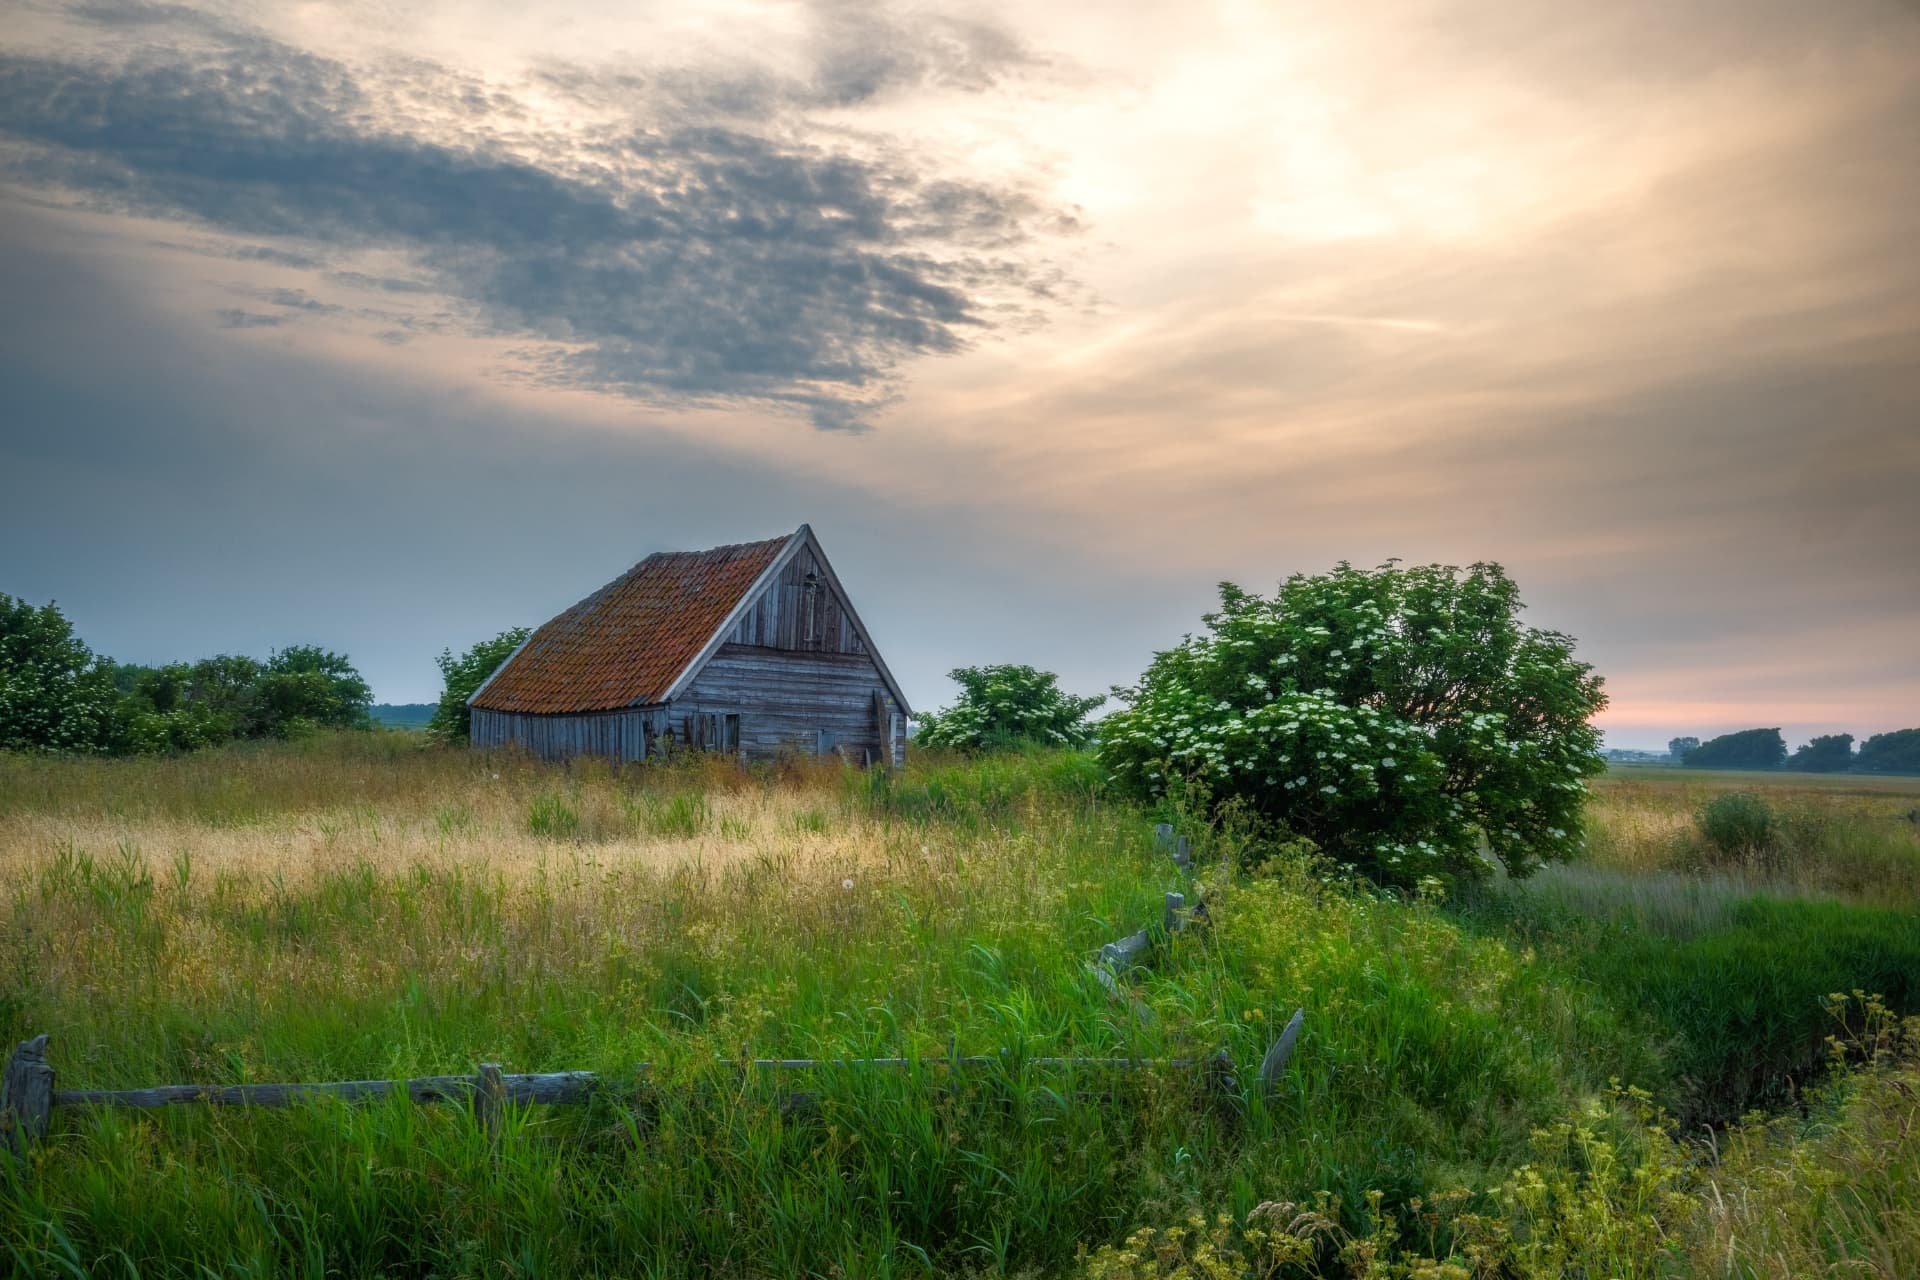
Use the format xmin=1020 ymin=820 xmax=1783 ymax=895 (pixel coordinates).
xmin=916 ymin=664 xmax=1105 ymax=751
xmin=1098 ymin=562 xmax=1606 ymax=886
xmin=0 ymin=595 xmax=119 ymax=753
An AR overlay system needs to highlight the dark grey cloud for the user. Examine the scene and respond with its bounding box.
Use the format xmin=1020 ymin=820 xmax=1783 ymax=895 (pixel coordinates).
xmin=235 ymin=285 xmax=341 ymax=314
xmin=212 ymin=308 xmax=283 ymax=328
xmin=326 ymin=269 xmax=433 ymax=294
xmin=0 ymin=3 xmax=1071 ymax=427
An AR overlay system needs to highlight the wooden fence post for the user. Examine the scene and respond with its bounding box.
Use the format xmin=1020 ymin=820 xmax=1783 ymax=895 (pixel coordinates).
xmin=475 ymin=1062 xmax=505 ymax=1154
xmin=1164 ymin=891 xmax=1186 ymax=933
xmin=1256 ymin=1009 xmax=1306 ymax=1099
xmin=2 ymin=1035 xmax=55 ymax=1161
xmin=1205 ymin=1047 xmax=1240 ymax=1114
xmin=1154 ymin=823 xmax=1173 ymax=853
xmin=1172 ymin=834 xmax=1193 ymax=869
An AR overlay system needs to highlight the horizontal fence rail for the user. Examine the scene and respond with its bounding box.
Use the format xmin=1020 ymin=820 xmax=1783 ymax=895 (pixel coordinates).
xmin=50 ymin=1057 xmax=1227 ymax=1113
xmin=2 ymin=1037 xmax=1306 ymax=1162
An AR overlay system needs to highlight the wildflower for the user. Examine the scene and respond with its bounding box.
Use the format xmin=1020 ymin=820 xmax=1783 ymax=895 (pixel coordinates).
xmin=842 ymin=878 xmax=855 ymax=890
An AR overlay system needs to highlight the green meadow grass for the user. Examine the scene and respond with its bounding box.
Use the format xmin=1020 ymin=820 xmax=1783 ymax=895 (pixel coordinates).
xmin=0 ymin=740 xmax=1915 ymax=1276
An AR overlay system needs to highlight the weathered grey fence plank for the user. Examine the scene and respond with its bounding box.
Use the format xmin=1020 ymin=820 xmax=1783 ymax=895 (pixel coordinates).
xmin=1256 ymin=1009 xmax=1306 ymax=1097
xmin=1099 ymin=929 xmax=1153 ymax=970
xmin=475 ymin=1062 xmax=506 ymax=1143
xmin=52 ymin=1070 xmax=603 ymax=1110
xmin=2 ymin=1035 xmax=55 ymax=1158
xmin=745 ymin=1055 xmax=1210 ymax=1072
xmin=48 ymin=1055 xmax=1234 ymax=1116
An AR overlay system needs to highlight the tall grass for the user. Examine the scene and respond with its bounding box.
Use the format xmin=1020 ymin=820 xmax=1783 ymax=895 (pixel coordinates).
xmin=1688 ymin=1029 xmax=1920 ymax=1277
xmin=0 ymin=739 xmax=1914 ymax=1275
xmin=0 ymin=735 xmax=1652 ymax=1276
xmin=1472 ymin=768 xmax=1920 ymax=1127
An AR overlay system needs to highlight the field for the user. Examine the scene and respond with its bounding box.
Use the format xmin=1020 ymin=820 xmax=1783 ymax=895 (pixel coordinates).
xmin=1 ymin=739 xmax=1917 ymax=1277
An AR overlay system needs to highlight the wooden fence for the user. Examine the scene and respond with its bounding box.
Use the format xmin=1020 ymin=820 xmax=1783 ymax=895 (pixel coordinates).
xmin=2 ymin=826 xmax=1308 ymax=1164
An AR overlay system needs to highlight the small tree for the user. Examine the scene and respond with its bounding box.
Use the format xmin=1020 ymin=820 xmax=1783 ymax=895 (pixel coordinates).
xmin=257 ymin=645 xmax=373 ymax=735
xmin=1098 ymin=562 xmax=1607 ymax=887
xmin=1787 ymin=733 xmax=1854 ymax=773
xmin=1667 ymin=737 xmax=1699 ymax=761
xmin=1683 ymin=728 xmax=1786 ymax=771
xmin=915 ymin=664 xmax=1104 ymax=752
xmin=0 ymin=595 xmax=119 ymax=753
xmin=430 ymin=628 xmax=530 ymax=742
xmin=1854 ymin=728 xmax=1920 ymax=775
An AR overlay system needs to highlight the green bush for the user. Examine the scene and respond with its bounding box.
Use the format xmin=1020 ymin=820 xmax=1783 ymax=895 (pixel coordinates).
xmin=1695 ymin=791 xmax=1774 ymax=862
xmin=429 ymin=627 xmax=530 ymax=742
xmin=1098 ymin=561 xmax=1607 ymax=888
xmin=914 ymin=664 xmax=1105 ymax=752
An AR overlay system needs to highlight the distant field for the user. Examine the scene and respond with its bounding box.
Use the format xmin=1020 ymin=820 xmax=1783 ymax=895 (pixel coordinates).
xmin=1 ymin=736 xmax=1915 ymax=1277
xmin=368 ymin=701 xmax=436 ymax=729
xmin=1606 ymin=763 xmax=1920 ymax=795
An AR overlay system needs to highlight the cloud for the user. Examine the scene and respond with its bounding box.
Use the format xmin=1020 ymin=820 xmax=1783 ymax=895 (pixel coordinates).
xmin=0 ymin=2 xmax=1074 ymax=428
xmin=211 ymin=308 xmax=284 ymax=328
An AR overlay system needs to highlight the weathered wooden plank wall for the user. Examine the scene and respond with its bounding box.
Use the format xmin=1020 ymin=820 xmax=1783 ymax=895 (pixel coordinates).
xmin=675 ymin=645 xmax=906 ymax=765
xmin=470 ymin=707 xmax=667 ymax=763
xmin=727 ymin=546 xmax=868 ymax=657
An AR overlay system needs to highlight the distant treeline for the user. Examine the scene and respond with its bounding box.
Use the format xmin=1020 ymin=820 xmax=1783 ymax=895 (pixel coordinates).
xmin=1664 ymin=728 xmax=1920 ymax=775
xmin=370 ymin=703 xmax=436 ymax=729
xmin=3 ymin=595 xmax=373 ymax=755
xmin=3 ymin=595 xmax=529 ymax=756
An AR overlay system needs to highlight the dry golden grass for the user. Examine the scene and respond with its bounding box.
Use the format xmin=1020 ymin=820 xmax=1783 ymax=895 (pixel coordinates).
xmin=1580 ymin=767 xmax=1920 ymax=904
xmin=0 ymin=733 xmax=897 ymax=891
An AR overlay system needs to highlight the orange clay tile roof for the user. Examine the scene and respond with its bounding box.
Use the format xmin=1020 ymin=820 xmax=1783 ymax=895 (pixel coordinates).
xmin=471 ymin=533 xmax=791 ymax=714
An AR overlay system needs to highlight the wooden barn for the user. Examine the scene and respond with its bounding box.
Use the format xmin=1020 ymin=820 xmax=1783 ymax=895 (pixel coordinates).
xmin=468 ymin=525 xmax=911 ymax=766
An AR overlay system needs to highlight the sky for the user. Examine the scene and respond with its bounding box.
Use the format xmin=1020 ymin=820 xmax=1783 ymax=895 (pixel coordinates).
xmin=2 ymin=0 xmax=1917 ymax=750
